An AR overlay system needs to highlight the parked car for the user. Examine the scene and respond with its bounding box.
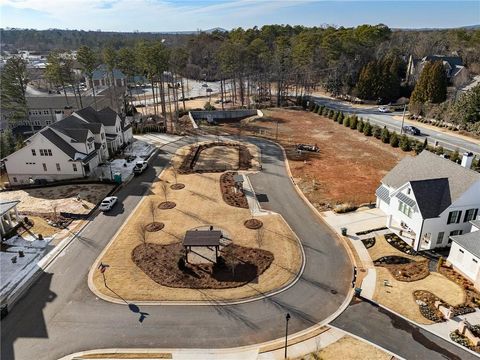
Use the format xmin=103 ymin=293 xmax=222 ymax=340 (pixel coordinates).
xmin=403 ymin=126 xmax=421 ymax=136
xmin=133 ymin=160 xmax=148 ymax=175
xmin=378 ymin=106 xmax=391 ymax=113
xmin=99 ymin=196 xmax=118 ymax=212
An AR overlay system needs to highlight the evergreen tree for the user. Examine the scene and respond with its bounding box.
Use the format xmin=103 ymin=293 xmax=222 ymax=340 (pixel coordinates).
xmin=313 ymin=104 xmax=319 ymax=113
xmin=390 ymin=131 xmax=399 ymax=147
xmin=373 ymin=125 xmax=381 ymax=138
xmin=435 ymin=146 xmax=444 ymax=155
xmin=338 ymin=112 xmax=344 ymax=124
xmin=349 ymin=115 xmax=358 ymax=129
xmin=328 ymin=109 xmax=334 ymax=118
xmin=451 ymin=149 xmax=460 ymax=163
xmin=399 ymin=134 xmax=411 ymax=151
xmin=344 ymin=116 xmax=351 ymax=127
xmin=363 ymin=121 xmax=373 ymax=136
xmin=357 ymin=119 xmax=364 ymax=132
xmin=0 ymin=128 xmax=16 ymax=157
xmin=411 ymin=61 xmax=447 ymax=105
xmin=423 ymin=138 xmax=428 ymax=150
xmin=333 ymin=111 xmax=339 ymax=122
xmin=381 ymin=126 xmax=390 ymax=143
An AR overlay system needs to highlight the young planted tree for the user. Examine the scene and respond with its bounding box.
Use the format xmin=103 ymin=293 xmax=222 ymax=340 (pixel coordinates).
xmin=381 ymin=126 xmax=390 ymax=143
xmin=399 ymin=134 xmax=411 ymax=151
xmin=363 ymin=121 xmax=373 ymax=136
xmin=372 ymin=125 xmax=381 ymax=139
xmin=138 ymin=223 xmax=148 ymax=247
xmin=160 ymin=181 xmax=169 ymax=202
xmin=390 ymin=131 xmax=399 ymax=147
xmin=256 ymin=227 xmax=265 ymax=248
xmin=149 ymin=199 xmax=156 ymax=222
xmin=357 ymin=119 xmax=364 ymax=132
xmin=349 ymin=115 xmax=358 ymax=129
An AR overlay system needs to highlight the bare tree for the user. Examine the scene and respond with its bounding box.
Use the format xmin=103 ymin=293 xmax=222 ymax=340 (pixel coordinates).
xmin=148 ymin=199 xmax=156 ymax=222
xmin=256 ymin=227 xmax=265 ymax=248
xmin=160 ymin=181 xmax=169 ymax=202
xmin=138 ymin=223 xmax=148 ymax=247
xmin=171 ymin=167 xmax=178 ymax=184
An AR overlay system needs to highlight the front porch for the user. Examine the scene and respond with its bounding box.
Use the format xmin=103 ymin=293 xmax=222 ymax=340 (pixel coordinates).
xmin=387 ymin=215 xmax=418 ymax=248
xmin=0 ymin=200 xmax=21 ymax=239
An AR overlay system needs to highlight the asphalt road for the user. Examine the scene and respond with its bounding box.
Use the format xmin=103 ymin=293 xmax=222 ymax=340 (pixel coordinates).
xmin=333 ymin=300 xmax=478 ymax=360
xmin=1 ymin=136 xmax=353 ymax=360
xmin=311 ymin=96 xmax=480 ymax=156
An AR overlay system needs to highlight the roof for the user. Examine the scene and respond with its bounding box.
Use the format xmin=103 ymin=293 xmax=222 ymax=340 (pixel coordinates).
xmin=92 ymin=65 xmax=125 ymax=81
xmin=409 ymin=178 xmax=451 ymax=219
xmin=26 ymin=96 xmax=97 ymax=110
xmin=0 ymin=200 xmax=20 ymax=216
xmin=471 ymin=220 xmax=480 ymax=230
xmin=451 ymin=231 xmax=480 ymax=259
xmin=76 ymin=106 xmax=118 ymax=127
xmin=423 ymin=55 xmax=463 ymax=68
xmin=50 ymin=115 xmax=94 ymax=141
xmin=376 ymin=185 xmax=390 ymax=204
xmin=183 ymin=230 xmax=222 ymax=247
xmin=382 ymin=151 xmax=480 ymax=217
xmin=40 ymin=128 xmax=80 ymax=159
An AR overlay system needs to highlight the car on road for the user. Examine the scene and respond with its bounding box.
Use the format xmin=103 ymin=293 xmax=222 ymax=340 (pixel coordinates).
xmin=403 ymin=125 xmax=421 ymax=136
xmin=133 ymin=160 xmax=148 ymax=175
xmin=99 ymin=196 xmax=118 ymax=212
xmin=378 ymin=106 xmax=391 ymax=113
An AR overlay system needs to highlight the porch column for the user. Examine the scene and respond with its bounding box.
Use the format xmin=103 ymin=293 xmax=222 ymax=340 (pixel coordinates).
xmin=0 ymin=217 xmax=5 ymax=235
xmin=6 ymin=212 xmax=13 ymax=227
xmin=386 ymin=214 xmax=392 ymax=228
xmin=14 ymin=206 xmax=19 ymax=222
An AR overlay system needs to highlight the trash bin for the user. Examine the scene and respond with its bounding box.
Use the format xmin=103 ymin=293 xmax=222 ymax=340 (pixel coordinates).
xmin=354 ymin=287 xmax=362 ymax=297
xmin=113 ymin=172 xmax=122 ymax=184
xmin=341 ymin=227 xmax=347 ymax=236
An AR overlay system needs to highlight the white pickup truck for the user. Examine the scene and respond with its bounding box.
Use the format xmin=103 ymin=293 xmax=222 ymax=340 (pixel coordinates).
xmin=133 ymin=160 xmax=148 ymax=175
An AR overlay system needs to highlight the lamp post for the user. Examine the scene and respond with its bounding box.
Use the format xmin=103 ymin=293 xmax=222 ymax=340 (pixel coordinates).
xmin=284 ymin=313 xmax=291 ymax=359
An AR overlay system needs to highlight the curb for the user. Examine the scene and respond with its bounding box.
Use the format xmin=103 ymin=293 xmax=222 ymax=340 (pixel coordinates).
xmin=88 ymin=139 xmax=307 ymax=306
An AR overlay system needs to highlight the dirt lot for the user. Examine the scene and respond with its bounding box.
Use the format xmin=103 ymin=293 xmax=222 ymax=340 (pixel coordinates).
xmin=194 ymin=145 xmax=239 ymax=171
xmin=220 ymin=109 xmax=407 ymax=210
xmin=0 ymin=183 xmax=114 ymax=215
xmin=91 ymin=143 xmax=302 ymax=302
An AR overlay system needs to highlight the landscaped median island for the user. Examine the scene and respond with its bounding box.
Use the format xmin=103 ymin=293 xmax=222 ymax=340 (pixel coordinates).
xmin=90 ymin=141 xmax=302 ymax=302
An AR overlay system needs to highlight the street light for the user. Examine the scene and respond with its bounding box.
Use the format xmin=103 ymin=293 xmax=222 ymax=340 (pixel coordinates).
xmin=284 ymin=313 xmax=291 ymax=359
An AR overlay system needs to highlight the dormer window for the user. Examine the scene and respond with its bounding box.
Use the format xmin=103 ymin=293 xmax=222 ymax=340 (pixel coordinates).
xmin=407 ymin=188 xmax=411 ymax=195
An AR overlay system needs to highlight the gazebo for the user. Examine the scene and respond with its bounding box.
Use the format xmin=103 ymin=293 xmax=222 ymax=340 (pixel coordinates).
xmin=0 ymin=200 xmax=20 ymax=239
xmin=183 ymin=230 xmax=221 ymax=264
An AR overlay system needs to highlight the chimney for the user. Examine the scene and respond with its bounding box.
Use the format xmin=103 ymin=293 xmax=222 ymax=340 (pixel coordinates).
xmin=54 ymin=110 xmax=64 ymax=122
xmin=461 ymin=152 xmax=474 ymax=169
xmin=63 ymin=106 xmax=74 ymax=117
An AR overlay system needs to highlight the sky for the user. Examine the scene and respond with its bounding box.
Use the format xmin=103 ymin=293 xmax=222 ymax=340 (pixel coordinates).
xmin=0 ymin=0 xmax=479 ymax=32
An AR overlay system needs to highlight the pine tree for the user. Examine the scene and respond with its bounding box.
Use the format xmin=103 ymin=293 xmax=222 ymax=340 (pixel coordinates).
xmin=381 ymin=126 xmax=390 ymax=143
xmin=338 ymin=112 xmax=344 ymax=124
xmin=333 ymin=111 xmax=339 ymax=122
xmin=399 ymin=134 xmax=411 ymax=151
xmin=390 ymin=131 xmax=399 ymax=147
xmin=363 ymin=121 xmax=373 ymax=136
xmin=349 ymin=115 xmax=358 ymax=129
xmin=357 ymin=119 xmax=364 ymax=132
xmin=411 ymin=61 xmax=447 ymax=105
xmin=373 ymin=125 xmax=381 ymax=138
xmin=344 ymin=116 xmax=351 ymax=127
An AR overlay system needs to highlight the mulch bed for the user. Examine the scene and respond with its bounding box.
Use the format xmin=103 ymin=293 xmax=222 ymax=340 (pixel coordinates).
xmin=361 ymin=237 xmax=375 ymax=249
xmin=131 ymin=242 xmax=274 ymax=289
xmin=438 ymin=264 xmax=480 ymax=307
xmin=374 ymin=256 xmax=430 ymax=282
xmin=178 ymin=142 xmax=253 ymax=174
xmin=220 ymin=172 xmax=248 ymax=208
xmin=145 ymin=222 xmax=164 ymax=232
xmin=158 ymin=201 xmax=176 ymax=210
xmin=450 ymin=330 xmax=480 ymax=353
xmin=170 ymin=183 xmax=185 ymax=190
xmin=244 ymin=219 xmax=263 ymax=229
xmin=385 ymin=233 xmax=418 ymax=256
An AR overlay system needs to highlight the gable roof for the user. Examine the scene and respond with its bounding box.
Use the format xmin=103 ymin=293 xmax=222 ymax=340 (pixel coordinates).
xmin=451 ymin=231 xmax=480 ymax=259
xmin=423 ymin=55 xmax=463 ymax=68
xmin=40 ymin=128 xmax=80 ymax=160
xmin=50 ymin=115 xmax=98 ymax=141
xmin=382 ymin=151 xmax=480 ymax=217
xmin=92 ymin=65 xmax=126 ymax=81
xmin=76 ymin=106 xmax=118 ymax=127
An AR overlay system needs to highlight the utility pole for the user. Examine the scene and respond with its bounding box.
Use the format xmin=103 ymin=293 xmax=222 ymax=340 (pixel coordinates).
xmin=400 ymin=103 xmax=407 ymax=135
xmin=275 ymin=120 xmax=279 ymax=141
xmin=284 ymin=313 xmax=291 ymax=359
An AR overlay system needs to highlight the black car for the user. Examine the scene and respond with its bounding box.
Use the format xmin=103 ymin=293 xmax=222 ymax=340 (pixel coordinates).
xmin=403 ymin=126 xmax=421 ymax=136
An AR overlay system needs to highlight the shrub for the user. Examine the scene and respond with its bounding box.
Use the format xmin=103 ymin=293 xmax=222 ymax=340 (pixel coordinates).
xmin=451 ymin=149 xmax=460 ymax=163
xmin=414 ymin=141 xmax=424 ymax=154
xmin=373 ymin=125 xmax=381 ymax=139
xmin=435 ymin=146 xmax=444 ymax=155
xmin=334 ymin=203 xmax=358 ymax=213
xmin=381 ymin=127 xmax=390 ymax=143
xmin=338 ymin=112 xmax=344 ymax=124
xmin=349 ymin=115 xmax=358 ymax=129
xmin=333 ymin=111 xmax=340 ymax=122
xmin=328 ymin=109 xmax=334 ymax=119
xmin=363 ymin=121 xmax=373 ymax=136
xmin=399 ymin=134 xmax=412 ymax=151
xmin=344 ymin=116 xmax=351 ymax=127
xmin=357 ymin=119 xmax=364 ymax=132
xmin=204 ymin=102 xmax=216 ymax=110
xmin=313 ymin=104 xmax=319 ymax=113
xmin=301 ymin=97 xmax=308 ymax=109
xmin=308 ymin=101 xmax=316 ymax=112
xmin=322 ymin=107 xmax=329 ymax=116
xmin=317 ymin=105 xmax=324 ymax=114
xmin=390 ymin=131 xmax=399 ymax=147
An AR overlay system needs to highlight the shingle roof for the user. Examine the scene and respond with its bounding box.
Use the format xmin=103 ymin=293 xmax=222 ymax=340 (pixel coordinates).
xmin=409 ymin=178 xmax=451 ymax=219
xmin=451 ymin=231 xmax=480 ymax=259
xmin=92 ymin=65 xmax=125 ymax=81
xmin=471 ymin=220 xmax=480 ymax=230
xmin=376 ymin=185 xmax=390 ymax=204
xmin=40 ymin=128 xmax=80 ymax=159
xmin=76 ymin=106 xmax=118 ymax=127
xmin=50 ymin=115 xmax=94 ymax=141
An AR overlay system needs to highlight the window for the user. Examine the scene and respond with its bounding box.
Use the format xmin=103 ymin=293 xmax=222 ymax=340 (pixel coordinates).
xmin=101 ymin=133 xmax=105 ymax=140
xmin=46 ymin=120 xmax=51 ymax=125
xmin=40 ymin=149 xmax=44 ymax=156
xmin=473 ymin=258 xmax=478 ymax=264
xmin=13 ymin=177 xmax=17 ymax=182
xmin=398 ymin=201 xmax=413 ymax=218
xmin=447 ymin=210 xmax=462 ymax=224
xmin=42 ymin=163 xmax=47 ymax=171
xmin=31 ymin=149 xmax=36 ymax=156
xmin=436 ymin=232 xmax=444 ymax=245
xmin=448 ymin=230 xmax=463 ymax=243
xmin=56 ymin=163 xmax=61 ymax=171
xmin=407 ymin=188 xmax=411 ymax=195
xmin=464 ymin=209 xmax=479 ymax=222
xmin=47 ymin=149 xmax=52 ymax=156
xmin=459 ymin=249 xmax=464 ymax=254
xmin=72 ymin=163 xmax=78 ymax=172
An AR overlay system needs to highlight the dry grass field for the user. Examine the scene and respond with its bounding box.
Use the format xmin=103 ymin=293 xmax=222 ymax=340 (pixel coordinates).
xmin=92 ymin=144 xmax=302 ymax=302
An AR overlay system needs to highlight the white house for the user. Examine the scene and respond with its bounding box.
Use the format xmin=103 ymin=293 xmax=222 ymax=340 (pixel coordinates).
xmin=376 ymin=151 xmax=480 ymax=251
xmin=2 ymin=107 xmax=132 ymax=185
xmin=447 ymin=220 xmax=480 ymax=290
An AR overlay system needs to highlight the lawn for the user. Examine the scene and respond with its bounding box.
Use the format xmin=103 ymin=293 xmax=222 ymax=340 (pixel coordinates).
xmin=91 ymin=143 xmax=302 ymax=302
xmin=219 ymin=109 xmax=407 ymax=210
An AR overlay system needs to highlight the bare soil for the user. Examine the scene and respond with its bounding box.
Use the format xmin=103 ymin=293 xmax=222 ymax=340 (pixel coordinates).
xmin=220 ymin=109 xmax=407 ymax=209
xmin=375 ymin=257 xmax=430 ymax=282
xmin=220 ymin=172 xmax=248 ymax=208
xmin=131 ymin=242 xmax=273 ymax=289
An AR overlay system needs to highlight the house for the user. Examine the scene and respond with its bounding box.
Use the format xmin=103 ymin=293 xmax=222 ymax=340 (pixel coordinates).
xmin=89 ymin=65 xmax=126 ymax=89
xmin=406 ymin=54 xmax=470 ymax=89
xmin=376 ymin=151 xmax=480 ymax=251
xmin=1 ymin=107 xmax=132 ymax=185
xmin=447 ymin=219 xmax=480 ymax=290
